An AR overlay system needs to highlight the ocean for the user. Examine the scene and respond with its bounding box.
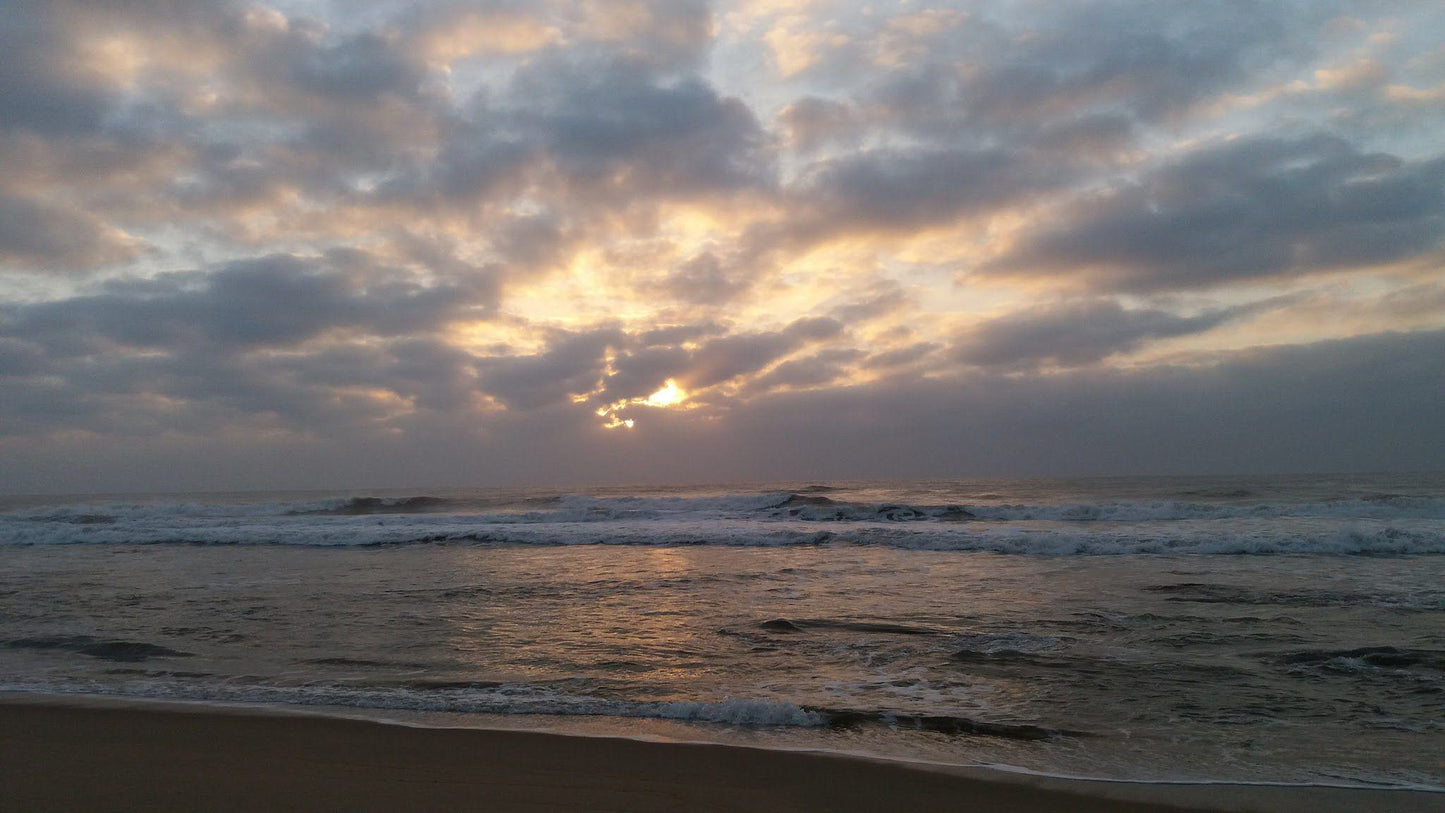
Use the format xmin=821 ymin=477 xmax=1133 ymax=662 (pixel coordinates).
xmin=2 ymin=474 xmax=1443 ymax=789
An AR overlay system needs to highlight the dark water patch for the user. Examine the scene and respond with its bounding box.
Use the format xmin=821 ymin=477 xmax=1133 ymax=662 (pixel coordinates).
xmin=103 ymin=668 xmax=213 ymax=678
xmin=1276 ymin=647 xmax=1445 ymax=672
xmin=385 ymin=679 xmax=508 ymax=691
xmin=1153 ymin=631 xmax=1304 ymax=648
xmin=5 ymin=635 xmax=191 ymax=662
xmin=305 ymin=657 xmax=433 ymax=669
xmin=951 ymin=648 xmax=1078 ymax=669
xmin=160 ymin=626 xmax=247 ymax=643
xmin=951 ymin=647 xmax=1256 ymax=680
xmin=757 ymin=618 xmax=941 ymax=636
xmin=1053 ymin=612 xmax=1132 ymax=632
xmin=594 ymin=659 xmax=651 ymax=670
xmin=1143 ymin=583 xmax=1399 ymax=608
xmin=438 ymin=586 xmax=494 ymax=599
xmin=1122 ymin=612 xmax=1303 ymax=626
xmin=813 ymin=708 xmax=1084 ymax=740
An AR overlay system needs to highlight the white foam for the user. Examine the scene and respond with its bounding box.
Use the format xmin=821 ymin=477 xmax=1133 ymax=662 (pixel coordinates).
xmin=0 ymin=680 xmax=826 ymax=727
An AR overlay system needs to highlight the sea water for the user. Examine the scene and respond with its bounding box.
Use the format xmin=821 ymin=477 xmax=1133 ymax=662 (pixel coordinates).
xmin=2 ymin=474 xmax=1442 ymax=788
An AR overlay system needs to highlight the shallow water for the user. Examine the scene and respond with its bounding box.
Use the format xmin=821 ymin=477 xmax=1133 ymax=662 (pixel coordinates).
xmin=2 ymin=474 xmax=1443 ymax=787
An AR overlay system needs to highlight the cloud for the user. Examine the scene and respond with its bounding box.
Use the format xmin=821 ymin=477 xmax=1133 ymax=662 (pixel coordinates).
xmin=773 ymin=0 xmax=1302 ymax=155
xmin=5 ymin=327 xmax=1442 ymax=489
xmin=668 ymin=316 xmax=843 ymax=391
xmin=989 ymin=135 xmax=1445 ymax=291
xmin=742 ymin=347 xmax=864 ymax=394
xmin=0 ymin=193 xmax=143 ymax=272
xmin=861 ymin=341 xmax=939 ymax=370
xmin=778 ymin=96 xmax=862 ymax=153
xmin=659 ymin=252 xmax=753 ymax=304
xmin=476 ymin=327 xmax=622 ymax=410
xmin=2 ymin=252 xmax=498 ymax=355
xmin=797 ymin=145 xmax=1064 ymax=233
xmin=510 ymin=52 xmax=772 ymax=199
xmin=952 ymin=299 xmax=1267 ymax=369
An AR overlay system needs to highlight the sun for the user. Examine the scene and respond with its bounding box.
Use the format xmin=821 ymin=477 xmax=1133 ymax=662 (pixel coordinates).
xmin=643 ymin=379 xmax=687 ymax=408
xmin=596 ymin=379 xmax=689 ymax=429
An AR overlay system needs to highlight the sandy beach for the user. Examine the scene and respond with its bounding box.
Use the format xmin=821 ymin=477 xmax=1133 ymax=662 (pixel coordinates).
xmin=0 ymin=696 xmax=1437 ymax=812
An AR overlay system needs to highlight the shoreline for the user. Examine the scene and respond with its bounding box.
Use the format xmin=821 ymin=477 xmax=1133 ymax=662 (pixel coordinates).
xmin=3 ymin=694 xmax=1440 ymax=812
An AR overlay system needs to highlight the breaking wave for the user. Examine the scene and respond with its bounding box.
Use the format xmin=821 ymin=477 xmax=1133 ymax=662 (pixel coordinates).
xmin=2 ymin=519 xmax=1442 ymax=554
xmin=3 ymin=488 xmax=1443 ymax=555
xmin=0 ymin=679 xmax=1075 ymax=740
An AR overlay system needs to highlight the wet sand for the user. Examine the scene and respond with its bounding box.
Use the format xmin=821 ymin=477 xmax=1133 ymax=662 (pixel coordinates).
xmin=0 ymin=696 xmax=1438 ymax=812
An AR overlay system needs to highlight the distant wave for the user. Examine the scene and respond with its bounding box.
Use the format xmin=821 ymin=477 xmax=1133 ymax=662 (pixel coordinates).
xmin=4 ymin=489 xmax=1445 ymax=554
xmin=764 ymin=494 xmax=1445 ymax=523
xmin=2 ymin=520 xmax=1443 ymax=554
xmin=10 ymin=492 xmax=1445 ymax=523
xmin=293 ymin=496 xmax=457 ymax=515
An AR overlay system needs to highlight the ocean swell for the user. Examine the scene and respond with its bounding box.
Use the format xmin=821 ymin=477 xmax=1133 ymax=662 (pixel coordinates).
xmin=3 ymin=488 xmax=1444 ymax=555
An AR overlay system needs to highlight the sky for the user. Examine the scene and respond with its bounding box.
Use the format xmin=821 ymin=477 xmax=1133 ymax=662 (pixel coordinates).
xmin=1 ymin=0 xmax=1443 ymax=493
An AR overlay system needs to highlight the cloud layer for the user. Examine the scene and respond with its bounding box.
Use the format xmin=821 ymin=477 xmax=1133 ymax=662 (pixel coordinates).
xmin=1 ymin=0 xmax=1443 ymax=490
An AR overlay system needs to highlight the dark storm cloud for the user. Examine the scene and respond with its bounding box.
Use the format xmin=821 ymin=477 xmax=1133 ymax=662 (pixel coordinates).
xmin=990 ymin=135 xmax=1445 ymax=291
xmin=952 ymin=299 xmax=1266 ymax=369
